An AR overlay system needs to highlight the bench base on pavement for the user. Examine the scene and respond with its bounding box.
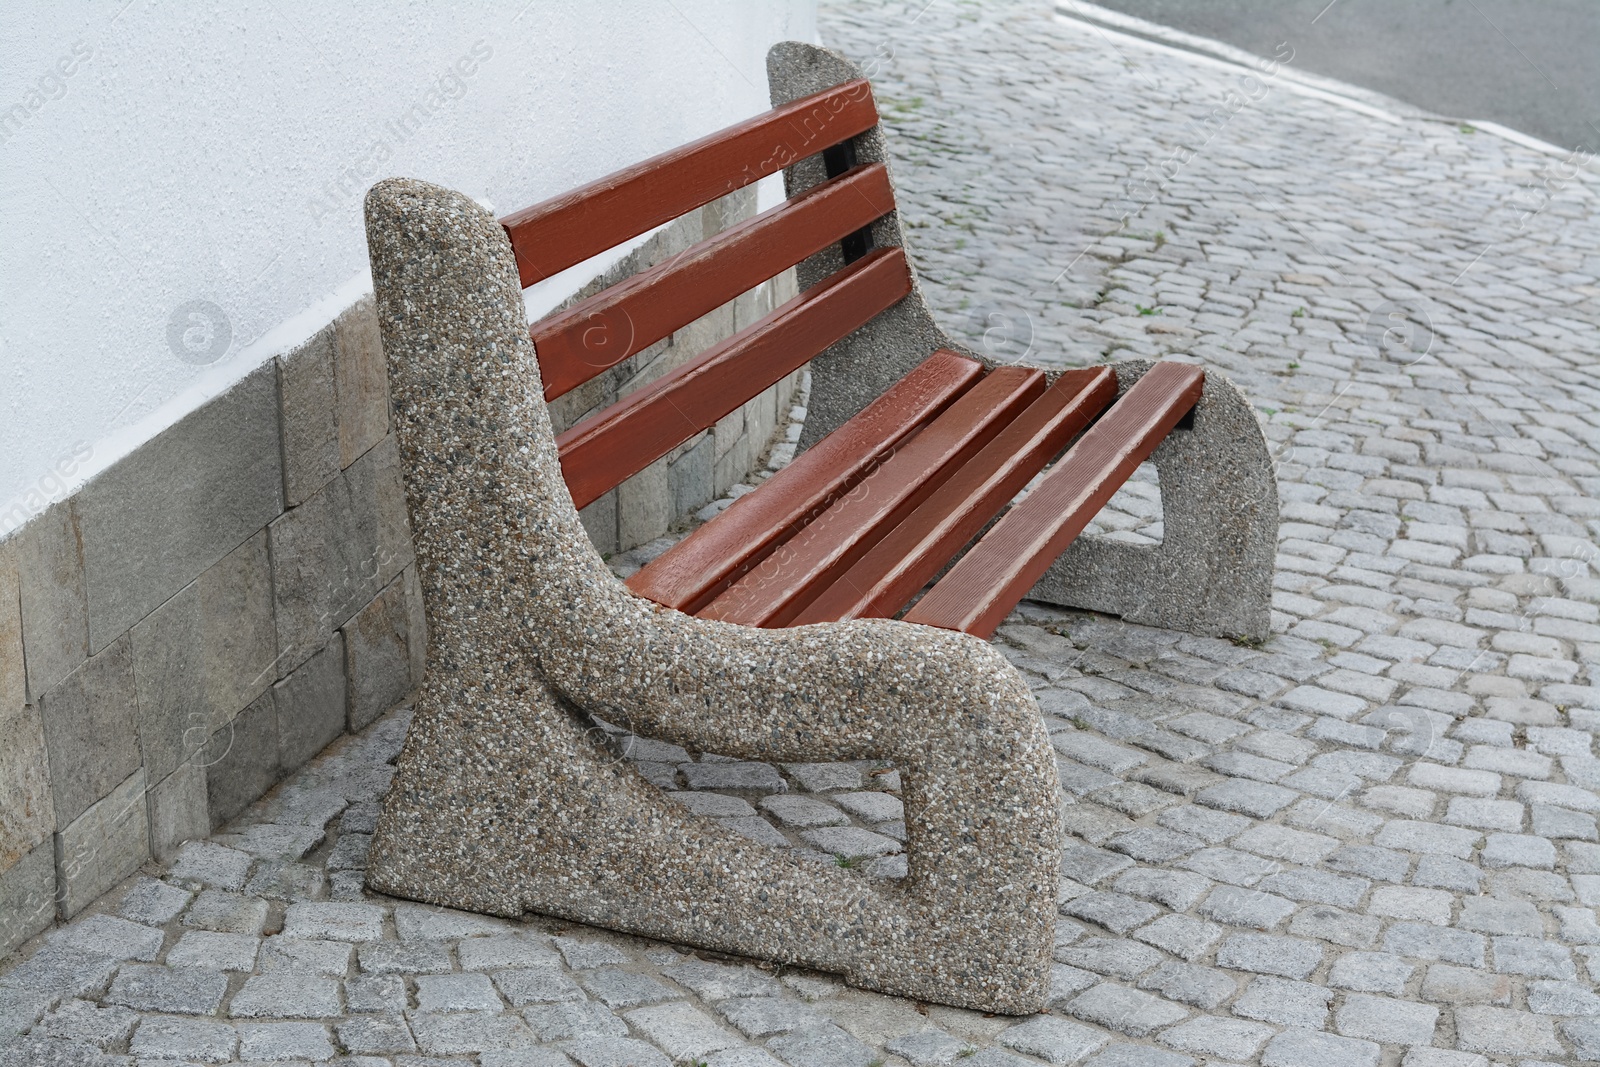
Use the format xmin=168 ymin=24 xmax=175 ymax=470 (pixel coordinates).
xmin=364 ymin=176 xmax=1060 ymax=1016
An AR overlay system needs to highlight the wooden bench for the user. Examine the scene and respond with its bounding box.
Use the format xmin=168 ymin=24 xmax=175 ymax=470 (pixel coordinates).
xmin=359 ymin=40 xmax=1276 ymax=1015
xmin=496 ymin=49 xmax=1275 ymax=642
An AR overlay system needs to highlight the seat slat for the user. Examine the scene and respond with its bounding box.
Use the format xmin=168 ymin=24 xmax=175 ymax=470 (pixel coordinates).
xmin=534 ymin=163 xmax=896 ymax=401
xmin=627 ymin=349 xmax=985 ymax=614
xmin=902 ymin=362 xmax=1205 ymax=639
xmin=556 ymin=247 xmax=912 ymax=510
xmin=698 ymin=366 xmax=1047 ymax=628
xmin=501 ymin=79 xmax=879 ymax=287
xmin=792 ymin=367 xmax=1118 ymax=625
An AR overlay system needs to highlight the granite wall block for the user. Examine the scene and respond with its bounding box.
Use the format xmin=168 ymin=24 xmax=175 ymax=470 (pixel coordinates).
xmin=202 ymin=691 xmax=282 ymax=829
xmin=76 ymin=363 xmax=283 ymax=652
xmin=12 ymin=500 xmax=88 ymax=701
xmin=335 ymin=295 xmax=391 ymax=469
xmin=55 ymin=768 xmax=149 ymax=918
xmin=147 ymin=763 xmax=209 ymax=861
xmin=0 ymin=841 xmax=55 ymax=958
xmin=0 ymin=542 xmax=52 ymax=875
xmin=277 ymin=332 xmax=342 ymax=507
xmin=269 ymin=434 xmax=412 ymax=677
xmin=130 ymin=530 xmax=276 ymax=784
xmin=37 ymin=635 xmax=141 ymax=829
xmin=342 ymin=574 xmax=421 ymax=733
xmin=276 ymin=635 xmax=347 ymax=769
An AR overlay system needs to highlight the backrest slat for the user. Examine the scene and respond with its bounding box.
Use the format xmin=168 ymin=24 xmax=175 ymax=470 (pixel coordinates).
xmin=533 ymin=162 xmax=896 ymax=401
xmin=501 ymin=79 xmax=878 ymax=288
xmin=555 ymin=247 xmax=912 ymax=509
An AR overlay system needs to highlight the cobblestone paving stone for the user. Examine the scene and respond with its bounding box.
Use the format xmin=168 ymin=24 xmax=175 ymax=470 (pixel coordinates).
xmin=3 ymin=1 xmax=1599 ymax=1063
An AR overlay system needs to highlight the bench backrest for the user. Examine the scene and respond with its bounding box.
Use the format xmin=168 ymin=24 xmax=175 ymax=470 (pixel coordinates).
xmin=498 ymin=80 xmax=903 ymax=510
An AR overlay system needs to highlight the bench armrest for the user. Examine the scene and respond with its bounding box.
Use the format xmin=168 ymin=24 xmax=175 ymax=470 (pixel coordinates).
xmin=363 ymin=176 xmax=1061 ymax=1013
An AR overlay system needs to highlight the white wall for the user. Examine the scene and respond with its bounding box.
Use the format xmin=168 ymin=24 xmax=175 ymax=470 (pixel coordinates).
xmin=0 ymin=0 xmax=817 ymax=534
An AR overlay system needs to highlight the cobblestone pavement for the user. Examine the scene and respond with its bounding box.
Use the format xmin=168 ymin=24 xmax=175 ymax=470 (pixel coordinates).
xmin=5 ymin=1 xmax=1600 ymax=1064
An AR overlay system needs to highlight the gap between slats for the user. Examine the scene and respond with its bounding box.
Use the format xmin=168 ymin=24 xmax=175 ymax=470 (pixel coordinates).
xmin=626 ymin=349 xmax=985 ymax=614
xmin=792 ymin=366 xmax=1119 ymax=625
xmin=903 ymin=362 xmax=1205 ymax=639
xmin=501 ymin=79 xmax=879 ymax=287
xmin=698 ymin=366 xmax=1047 ymax=628
xmin=556 ymin=247 xmax=913 ymax=510
xmin=533 ymin=163 xmax=896 ymax=402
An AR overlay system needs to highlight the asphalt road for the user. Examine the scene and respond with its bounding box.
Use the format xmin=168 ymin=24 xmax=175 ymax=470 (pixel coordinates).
xmin=1077 ymin=0 xmax=1599 ymax=152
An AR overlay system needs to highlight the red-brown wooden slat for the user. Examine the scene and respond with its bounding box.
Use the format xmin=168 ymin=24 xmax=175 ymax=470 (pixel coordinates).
xmin=627 ymin=349 xmax=985 ymax=614
xmin=501 ymin=79 xmax=879 ymax=287
xmin=533 ymin=164 xmax=896 ymax=401
xmin=792 ymin=367 xmax=1119 ymax=625
xmin=902 ymin=362 xmax=1206 ymax=639
xmin=698 ymin=366 xmax=1047 ymax=628
xmin=556 ymin=247 xmax=912 ymax=510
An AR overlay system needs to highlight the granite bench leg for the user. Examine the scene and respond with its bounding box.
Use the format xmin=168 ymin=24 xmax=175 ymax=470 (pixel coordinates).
xmin=769 ymin=42 xmax=1276 ymax=640
xmin=1030 ymin=359 xmax=1277 ymax=641
xmin=361 ymin=177 xmax=1061 ymax=1015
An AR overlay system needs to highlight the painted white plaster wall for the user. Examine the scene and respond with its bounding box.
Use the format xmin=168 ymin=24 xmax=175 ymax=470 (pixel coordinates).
xmin=0 ymin=0 xmax=818 ymax=534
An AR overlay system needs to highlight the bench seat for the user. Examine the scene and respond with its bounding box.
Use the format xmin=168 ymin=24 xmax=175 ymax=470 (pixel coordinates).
xmin=631 ymin=353 xmax=1203 ymax=637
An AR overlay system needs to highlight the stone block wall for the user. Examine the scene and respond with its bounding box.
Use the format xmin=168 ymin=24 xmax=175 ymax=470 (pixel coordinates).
xmin=0 ymin=306 xmax=421 ymax=960
xmin=0 ymin=185 xmax=800 ymax=959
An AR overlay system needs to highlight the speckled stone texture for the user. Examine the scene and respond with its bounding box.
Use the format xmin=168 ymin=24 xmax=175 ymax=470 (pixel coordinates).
xmin=1032 ymin=358 xmax=1277 ymax=640
xmin=360 ymin=178 xmax=1061 ymax=1014
xmin=768 ymin=41 xmax=1277 ymax=640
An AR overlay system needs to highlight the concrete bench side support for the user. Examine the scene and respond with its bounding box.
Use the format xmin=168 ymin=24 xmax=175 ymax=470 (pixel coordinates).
xmin=769 ymin=41 xmax=1277 ymax=641
xmin=361 ymin=177 xmax=1061 ymax=1015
